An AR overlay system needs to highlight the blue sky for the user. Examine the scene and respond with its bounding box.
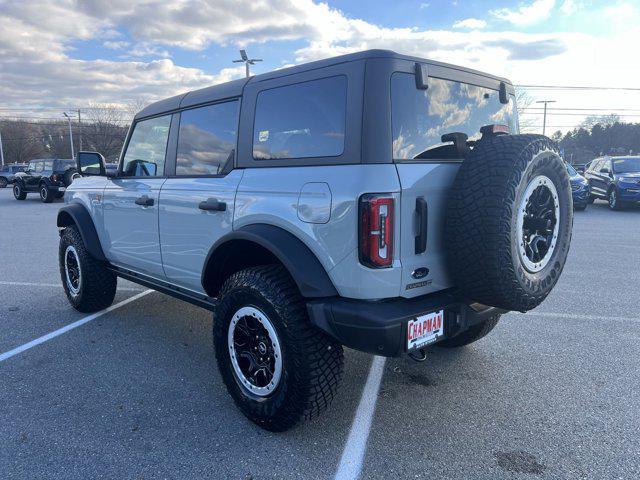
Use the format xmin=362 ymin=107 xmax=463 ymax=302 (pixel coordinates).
xmin=1 ymin=0 xmax=639 ymax=131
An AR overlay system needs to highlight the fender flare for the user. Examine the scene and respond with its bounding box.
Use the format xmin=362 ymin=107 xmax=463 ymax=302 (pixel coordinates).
xmin=57 ymin=203 xmax=107 ymax=261
xmin=202 ymin=224 xmax=338 ymax=298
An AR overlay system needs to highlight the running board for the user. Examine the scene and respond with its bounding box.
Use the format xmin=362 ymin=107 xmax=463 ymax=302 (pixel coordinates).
xmin=109 ymin=267 xmax=218 ymax=311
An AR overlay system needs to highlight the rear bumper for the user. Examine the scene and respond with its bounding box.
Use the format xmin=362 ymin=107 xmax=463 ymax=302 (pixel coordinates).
xmin=307 ymin=290 xmax=506 ymax=357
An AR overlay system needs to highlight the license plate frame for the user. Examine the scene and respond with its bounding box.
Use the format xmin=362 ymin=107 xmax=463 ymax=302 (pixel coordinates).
xmin=407 ymin=309 xmax=445 ymax=351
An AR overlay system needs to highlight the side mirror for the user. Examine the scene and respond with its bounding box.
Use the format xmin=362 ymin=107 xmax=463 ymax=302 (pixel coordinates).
xmin=77 ymin=151 xmax=106 ymax=176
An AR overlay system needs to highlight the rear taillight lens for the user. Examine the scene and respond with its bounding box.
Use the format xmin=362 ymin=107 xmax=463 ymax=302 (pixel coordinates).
xmin=359 ymin=194 xmax=394 ymax=268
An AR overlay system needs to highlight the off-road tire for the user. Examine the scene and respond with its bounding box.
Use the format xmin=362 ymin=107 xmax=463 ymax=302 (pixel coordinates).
xmin=608 ymin=187 xmax=623 ymax=211
xmin=0 ymin=177 xmax=7 ymax=188
xmin=59 ymin=226 xmax=117 ymax=312
xmin=445 ymin=135 xmax=573 ymax=312
xmin=40 ymin=184 xmax=53 ymax=203
xmin=213 ymin=265 xmax=344 ymax=432
xmin=438 ymin=315 xmax=500 ymax=348
xmin=63 ymin=168 xmax=78 ymax=186
xmin=13 ymin=182 xmax=26 ymax=200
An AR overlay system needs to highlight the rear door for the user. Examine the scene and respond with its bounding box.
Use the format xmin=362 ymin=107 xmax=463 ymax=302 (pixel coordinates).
xmin=102 ymin=114 xmax=173 ymax=277
xmin=159 ymin=100 xmax=242 ymax=294
xmin=390 ymin=64 xmax=519 ymax=298
xmin=25 ymin=160 xmax=43 ymax=190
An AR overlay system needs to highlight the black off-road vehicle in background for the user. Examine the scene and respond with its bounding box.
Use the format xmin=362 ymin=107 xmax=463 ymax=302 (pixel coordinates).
xmin=13 ymin=158 xmax=77 ymax=203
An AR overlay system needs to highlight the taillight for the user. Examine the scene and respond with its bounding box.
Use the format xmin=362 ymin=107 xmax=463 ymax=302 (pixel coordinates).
xmin=359 ymin=194 xmax=394 ymax=268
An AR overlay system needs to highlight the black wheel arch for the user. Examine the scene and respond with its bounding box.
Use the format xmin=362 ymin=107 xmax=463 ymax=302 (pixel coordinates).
xmin=57 ymin=203 xmax=107 ymax=261
xmin=202 ymin=224 xmax=338 ymax=299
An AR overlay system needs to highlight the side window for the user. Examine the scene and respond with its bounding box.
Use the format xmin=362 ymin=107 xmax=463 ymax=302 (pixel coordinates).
xmin=122 ymin=115 xmax=172 ymax=177
xmin=176 ymin=101 xmax=239 ymax=176
xmin=33 ymin=162 xmax=43 ymax=173
xmin=43 ymin=161 xmax=53 ymax=171
xmin=253 ymin=76 xmax=347 ymax=160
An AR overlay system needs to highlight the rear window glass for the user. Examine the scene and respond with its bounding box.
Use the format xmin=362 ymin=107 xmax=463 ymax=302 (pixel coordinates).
xmin=612 ymin=157 xmax=640 ymax=174
xmin=391 ymin=73 xmax=518 ymax=161
xmin=253 ymin=76 xmax=347 ymax=160
xmin=177 ymin=100 xmax=239 ymax=175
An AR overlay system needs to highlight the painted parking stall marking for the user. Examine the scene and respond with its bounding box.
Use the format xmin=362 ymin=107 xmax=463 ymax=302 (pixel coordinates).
xmin=335 ymin=355 xmax=387 ymax=480
xmin=0 ymin=290 xmax=152 ymax=363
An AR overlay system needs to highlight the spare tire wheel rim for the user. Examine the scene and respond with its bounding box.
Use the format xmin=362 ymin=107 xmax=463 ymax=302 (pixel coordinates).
xmin=64 ymin=245 xmax=82 ymax=295
xmin=228 ymin=306 xmax=282 ymax=398
xmin=517 ymin=175 xmax=560 ymax=273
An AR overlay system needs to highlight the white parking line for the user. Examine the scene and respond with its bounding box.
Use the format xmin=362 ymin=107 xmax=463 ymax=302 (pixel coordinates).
xmin=0 ymin=281 xmax=144 ymax=292
xmin=0 ymin=290 xmax=152 ymax=363
xmin=335 ymin=355 xmax=387 ymax=480
xmin=513 ymin=311 xmax=640 ymax=324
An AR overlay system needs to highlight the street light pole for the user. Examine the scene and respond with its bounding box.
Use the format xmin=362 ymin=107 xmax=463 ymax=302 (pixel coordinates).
xmin=536 ymin=100 xmax=556 ymax=136
xmin=63 ymin=112 xmax=75 ymax=159
xmin=77 ymin=109 xmax=82 ymax=151
xmin=232 ymin=49 xmax=263 ymax=78
xmin=0 ymin=129 xmax=5 ymax=166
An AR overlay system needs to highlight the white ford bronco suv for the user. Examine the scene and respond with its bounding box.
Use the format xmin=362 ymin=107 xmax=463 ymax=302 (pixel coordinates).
xmin=57 ymin=50 xmax=573 ymax=431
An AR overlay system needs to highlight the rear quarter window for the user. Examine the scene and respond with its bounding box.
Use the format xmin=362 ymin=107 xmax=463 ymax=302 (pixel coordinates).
xmin=252 ymin=76 xmax=347 ymax=160
xmin=391 ymin=73 xmax=518 ymax=161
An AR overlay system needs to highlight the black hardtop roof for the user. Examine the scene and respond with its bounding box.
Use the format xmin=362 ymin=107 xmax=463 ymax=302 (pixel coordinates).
xmin=135 ymin=49 xmax=513 ymax=120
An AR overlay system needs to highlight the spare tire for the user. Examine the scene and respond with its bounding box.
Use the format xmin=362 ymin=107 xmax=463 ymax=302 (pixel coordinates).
xmin=445 ymin=134 xmax=572 ymax=312
xmin=63 ymin=167 xmax=78 ymax=186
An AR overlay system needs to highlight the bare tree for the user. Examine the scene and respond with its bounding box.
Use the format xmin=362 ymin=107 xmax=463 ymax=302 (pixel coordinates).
xmin=515 ymin=88 xmax=536 ymax=133
xmin=0 ymin=121 xmax=46 ymax=163
xmin=81 ymin=104 xmax=131 ymax=162
xmin=580 ymin=113 xmax=620 ymax=130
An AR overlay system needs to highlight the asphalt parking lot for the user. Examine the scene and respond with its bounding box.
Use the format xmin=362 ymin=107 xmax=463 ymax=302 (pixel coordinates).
xmin=1 ymin=188 xmax=639 ymax=480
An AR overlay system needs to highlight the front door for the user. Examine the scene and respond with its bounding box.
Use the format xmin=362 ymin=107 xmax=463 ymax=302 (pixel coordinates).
xmin=102 ymin=114 xmax=173 ymax=277
xmin=159 ymin=100 xmax=242 ymax=293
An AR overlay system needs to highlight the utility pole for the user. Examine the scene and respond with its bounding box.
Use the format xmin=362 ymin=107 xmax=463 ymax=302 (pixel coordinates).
xmin=77 ymin=109 xmax=83 ymax=151
xmin=63 ymin=112 xmax=75 ymax=159
xmin=0 ymin=128 xmax=5 ymax=166
xmin=233 ymin=49 xmax=262 ymax=78
xmin=536 ymin=100 xmax=556 ymax=136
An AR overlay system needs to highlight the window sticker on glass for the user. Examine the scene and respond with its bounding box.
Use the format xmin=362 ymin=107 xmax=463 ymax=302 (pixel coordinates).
xmin=259 ymin=130 xmax=269 ymax=142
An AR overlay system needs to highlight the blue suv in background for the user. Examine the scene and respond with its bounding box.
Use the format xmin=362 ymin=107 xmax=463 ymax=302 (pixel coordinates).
xmin=567 ymin=163 xmax=589 ymax=210
xmin=585 ymin=156 xmax=640 ymax=210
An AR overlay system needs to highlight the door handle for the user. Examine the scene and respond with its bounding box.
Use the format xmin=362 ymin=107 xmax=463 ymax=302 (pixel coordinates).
xmin=415 ymin=197 xmax=428 ymax=254
xmin=135 ymin=195 xmax=154 ymax=207
xmin=198 ymin=198 xmax=226 ymax=212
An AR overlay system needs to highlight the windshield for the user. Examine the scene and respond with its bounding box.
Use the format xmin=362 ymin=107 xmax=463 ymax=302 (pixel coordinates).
xmin=566 ymin=164 xmax=578 ymax=176
xmin=612 ymin=157 xmax=640 ymax=174
xmin=391 ymin=73 xmax=519 ymax=161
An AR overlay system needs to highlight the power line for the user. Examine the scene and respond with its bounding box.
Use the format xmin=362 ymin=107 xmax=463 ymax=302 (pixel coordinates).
xmin=522 ymin=107 xmax=640 ymax=112
xmin=518 ymin=85 xmax=640 ymax=91
xmin=520 ymin=113 xmax=640 ymax=117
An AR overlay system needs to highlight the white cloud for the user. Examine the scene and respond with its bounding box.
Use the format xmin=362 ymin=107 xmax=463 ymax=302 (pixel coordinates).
xmin=492 ymin=0 xmax=556 ymax=25
xmin=103 ymin=41 xmax=130 ymax=50
xmin=453 ymin=18 xmax=487 ymax=29
xmin=0 ymin=0 xmax=639 ymax=131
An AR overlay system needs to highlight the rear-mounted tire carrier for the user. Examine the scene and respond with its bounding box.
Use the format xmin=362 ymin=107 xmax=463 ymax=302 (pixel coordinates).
xmin=445 ymin=134 xmax=573 ymax=312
